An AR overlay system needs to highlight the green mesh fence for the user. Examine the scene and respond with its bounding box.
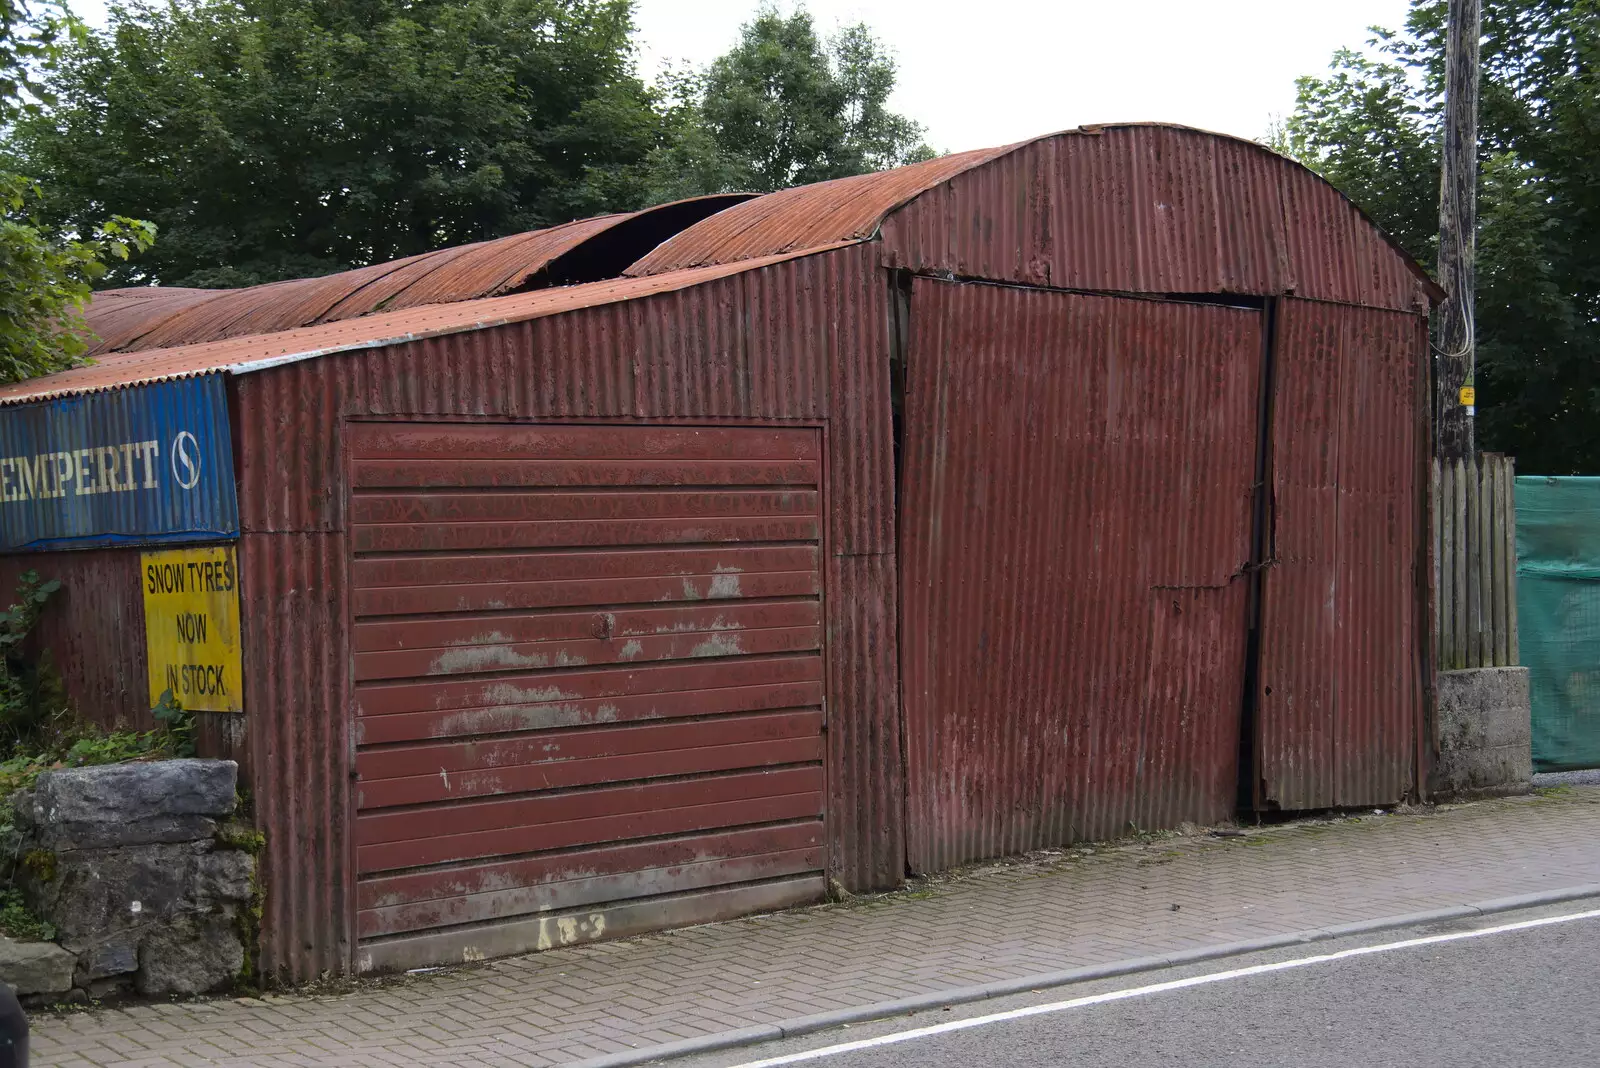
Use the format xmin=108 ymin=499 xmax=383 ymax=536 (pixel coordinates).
xmin=1516 ymin=476 xmax=1600 ymax=771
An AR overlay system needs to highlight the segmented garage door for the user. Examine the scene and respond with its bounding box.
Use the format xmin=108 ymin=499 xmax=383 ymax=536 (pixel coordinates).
xmin=347 ymin=424 xmax=828 ymax=972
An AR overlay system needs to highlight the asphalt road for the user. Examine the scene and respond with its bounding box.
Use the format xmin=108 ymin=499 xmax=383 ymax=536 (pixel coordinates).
xmin=676 ymin=902 xmax=1600 ymax=1068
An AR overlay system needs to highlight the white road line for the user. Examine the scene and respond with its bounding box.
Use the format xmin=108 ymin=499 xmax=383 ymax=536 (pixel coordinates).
xmin=726 ymin=906 xmax=1600 ymax=1067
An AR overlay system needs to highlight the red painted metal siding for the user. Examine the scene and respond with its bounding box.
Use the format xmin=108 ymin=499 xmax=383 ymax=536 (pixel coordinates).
xmin=239 ymin=528 xmax=349 ymax=972
xmin=0 ymin=550 xmax=149 ymax=730
xmin=900 ymin=279 xmax=1262 ymax=872
xmin=880 ymin=127 xmax=1436 ymax=311
xmin=1255 ymin=299 xmax=1429 ymax=808
xmin=230 ymin=244 xmax=900 ymax=980
xmin=826 ymin=552 xmax=902 ymax=888
xmin=346 ymin=423 xmax=826 ymax=971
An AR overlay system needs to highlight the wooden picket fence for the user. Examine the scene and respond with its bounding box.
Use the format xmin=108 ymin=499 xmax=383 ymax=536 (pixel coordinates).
xmin=1433 ymin=452 xmax=1518 ymax=669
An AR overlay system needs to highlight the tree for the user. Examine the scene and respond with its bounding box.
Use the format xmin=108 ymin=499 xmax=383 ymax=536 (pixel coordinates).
xmin=4 ymin=0 xmax=665 ymax=288
xmin=1276 ymin=0 xmax=1600 ymax=474
xmin=1 ymin=0 xmax=154 ymax=384
xmin=645 ymin=5 xmax=932 ymax=200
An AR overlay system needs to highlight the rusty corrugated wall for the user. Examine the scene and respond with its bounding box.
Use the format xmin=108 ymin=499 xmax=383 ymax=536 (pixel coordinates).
xmin=0 ymin=550 xmax=149 ymax=731
xmin=233 ymin=356 xmax=356 ymax=979
xmin=900 ymin=278 xmax=1263 ymax=872
xmin=1255 ymin=298 xmax=1429 ymax=809
xmin=231 ymin=243 xmax=901 ymax=980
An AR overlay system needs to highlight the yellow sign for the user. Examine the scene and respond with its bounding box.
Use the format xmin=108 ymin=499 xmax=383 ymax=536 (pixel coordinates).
xmin=1460 ymin=386 xmax=1476 ymax=406
xmin=141 ymin=545 xmax=243 ymax=713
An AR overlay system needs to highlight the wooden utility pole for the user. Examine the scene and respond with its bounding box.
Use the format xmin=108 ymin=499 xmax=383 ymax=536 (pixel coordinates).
xmin=1435 ymin=0 xmax=1482 ymax=462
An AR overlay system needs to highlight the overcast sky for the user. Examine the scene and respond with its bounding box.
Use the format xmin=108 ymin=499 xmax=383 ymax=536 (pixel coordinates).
xmin=69 ymin=0 xmax=1415 ymax=151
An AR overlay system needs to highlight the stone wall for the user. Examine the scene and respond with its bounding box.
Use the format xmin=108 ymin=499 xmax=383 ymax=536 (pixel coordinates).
xmin=0 ymin=759 xmax=257 ymax=1002
xmin=1434 ymin=666 xmax=1534 ymax=798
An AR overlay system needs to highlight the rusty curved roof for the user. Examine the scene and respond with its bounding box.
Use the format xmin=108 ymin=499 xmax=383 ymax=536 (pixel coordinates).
xmin=84 ymin=194 xmax=754 ymax=355
xmin=626 ymin=144 xmax=1016 ymax=276
xmin=5 ymin=244 xmax=852 ymax=406
xmin=79 ymin=287 xmax=220 ymax=354
xmin=626 ymin=124 xmax=1443 ymax=307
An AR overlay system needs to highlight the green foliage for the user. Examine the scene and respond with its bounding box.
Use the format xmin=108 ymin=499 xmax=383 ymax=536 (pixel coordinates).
xmin=0 ymin=0 xmax=75 ymax=125
xmin=646 ymin=5 xmax=932 ymax=199
xmin=0 ymin=570 xmax=63 ymax=748
xmin=5 ymin=1 xmax=930 ymax=290
xmin=1 ymin=173 xmax=156 ymax=383
xmin=5 ymin=0 xmax=665 ymax=288
xmin=214 ymin=823 xmax=265 ymax=854
xmin=1274 ymin=46 xmax=1440 ymax=264
xmin=151 ymin=687 xmax=196 ymax=758
xmin=234 ymin=834 xmax=264 ymax=990
xmin=1 ymin=0 xmax=156 ymax=384
xmin=0 ymin=887 xmax=53 ymax=942
xmin=0 ymin=728 xmax=162 ymax=803
xmin=1276 ymin=0 xmax=1600 ymax=474
xmin=20 ymin=848 xmax=54 ymax=882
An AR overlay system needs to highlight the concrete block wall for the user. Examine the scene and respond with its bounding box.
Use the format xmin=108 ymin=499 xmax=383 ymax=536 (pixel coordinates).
xmin=1434 ymin=667 xmax=1533 ymax=798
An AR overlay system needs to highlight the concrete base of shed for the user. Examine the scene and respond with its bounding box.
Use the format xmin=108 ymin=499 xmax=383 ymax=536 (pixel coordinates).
xmin=1432 ymin=667 xmax=1533 ymax=799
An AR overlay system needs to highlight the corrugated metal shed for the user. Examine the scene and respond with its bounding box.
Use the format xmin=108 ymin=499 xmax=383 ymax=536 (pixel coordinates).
xmin=3 ymin=122 xmax=1438 ymax=981
xmin=83 ymin=195 xmax=754 ymax=355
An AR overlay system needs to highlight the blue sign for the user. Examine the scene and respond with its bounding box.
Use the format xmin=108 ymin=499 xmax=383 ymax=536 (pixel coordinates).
xmin=0 ymin=376 xmax=239 ymax=551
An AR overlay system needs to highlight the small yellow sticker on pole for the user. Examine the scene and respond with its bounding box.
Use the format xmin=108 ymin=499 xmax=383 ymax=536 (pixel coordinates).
xmin=1459 ymin=386 xmax=1476 ymax=406
xmin=141 ymin=545 xmax=243 ymax=713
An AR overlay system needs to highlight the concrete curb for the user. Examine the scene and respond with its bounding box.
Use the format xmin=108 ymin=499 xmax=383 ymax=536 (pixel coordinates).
xmin=571 ymin=882 xmax=1600 ymax=1068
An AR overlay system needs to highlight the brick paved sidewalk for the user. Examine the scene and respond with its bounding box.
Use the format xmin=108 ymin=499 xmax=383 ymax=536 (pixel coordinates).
xmin=38 ymin=787 xmax=1600 ymax=1068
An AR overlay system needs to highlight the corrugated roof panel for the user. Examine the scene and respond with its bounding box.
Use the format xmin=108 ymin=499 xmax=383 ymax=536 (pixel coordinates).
xmin=625 ymin=144 xmax=1015 ymax=275
xmin=82 ymin=288 xmax=223 ymax=355
xmin=220 ymin=249 xmax=444 ymax=339
xmin=129 ymin=277 xmax=308 ymax=352
xmin=376 ymin=217 xmax=622 ymax=311
xmin=82 ymin=196 xmax=754 ymax=354
xmin=1 ymin=247 xmax=854 ymax=406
